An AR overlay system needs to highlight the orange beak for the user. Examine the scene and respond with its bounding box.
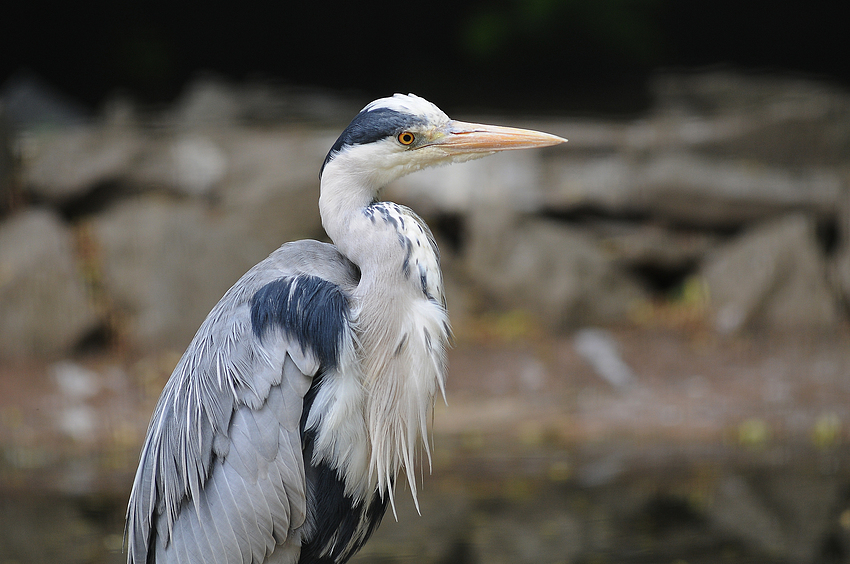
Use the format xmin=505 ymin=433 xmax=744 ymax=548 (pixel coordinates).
xmin=428 ymin=120 xmax=566 ymax=154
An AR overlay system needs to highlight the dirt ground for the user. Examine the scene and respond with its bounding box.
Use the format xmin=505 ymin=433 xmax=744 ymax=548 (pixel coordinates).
xmin=443 ymin=325 xmax=850 ymax=447
xmin=2 ymin=324 xmax=849 ymax=493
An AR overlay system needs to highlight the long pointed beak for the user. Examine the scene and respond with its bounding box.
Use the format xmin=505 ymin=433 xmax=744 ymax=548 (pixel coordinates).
xmin=430 ymin=120 xmax=566 ymax=154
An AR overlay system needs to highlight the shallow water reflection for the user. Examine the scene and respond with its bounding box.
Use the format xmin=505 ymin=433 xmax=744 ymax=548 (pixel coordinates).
xmin=2 ymin=444 xmax=848 ymax=564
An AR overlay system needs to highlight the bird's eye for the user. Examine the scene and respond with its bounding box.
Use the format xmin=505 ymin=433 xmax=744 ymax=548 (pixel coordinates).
xmin=398 ymin=132 xmax=415 ymax=146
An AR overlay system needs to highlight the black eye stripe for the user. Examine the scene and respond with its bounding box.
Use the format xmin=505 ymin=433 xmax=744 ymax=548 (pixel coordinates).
xmin=322 ymin=108 xmax=427 ymax=173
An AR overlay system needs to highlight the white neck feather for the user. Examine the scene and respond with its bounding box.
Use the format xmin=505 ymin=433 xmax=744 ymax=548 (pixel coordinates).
xmin=310 ymin=156 xmax=450 ymax=513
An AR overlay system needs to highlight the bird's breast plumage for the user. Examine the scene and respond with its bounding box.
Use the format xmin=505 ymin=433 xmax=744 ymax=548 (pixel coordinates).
xmin=362 ymin=202 xmax=445 ymax=306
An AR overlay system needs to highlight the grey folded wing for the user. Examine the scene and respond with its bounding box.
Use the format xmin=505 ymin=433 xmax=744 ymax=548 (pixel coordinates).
xmin=126 ymin=241 xmax=359 ymax=564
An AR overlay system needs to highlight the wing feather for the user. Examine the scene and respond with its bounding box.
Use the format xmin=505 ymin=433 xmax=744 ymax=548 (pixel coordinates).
xmin=193 ymin=491 xmax=227 ymax=564
xmin=127 ymin=241 xmax=359 ymax=564
xmin=161 ymin=513 xmax=188 ymax=564
xmin=250 ymin=402 xmax=283 ymax=462
xmin=206 ymin=475 xmax=252 ymax=564
xmin=201 ymin=477 xmax=242 ymax=564
xmin=227 ymin=409 xmax=262 ymax=481
xmin=178 ymin=505 xmax=204 ymax=564
xmin=222 ymin=469 xmax=267 ymax=564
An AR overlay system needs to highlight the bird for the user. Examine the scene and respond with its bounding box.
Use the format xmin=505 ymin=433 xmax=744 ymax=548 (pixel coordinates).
xmin=126 ymin=93 xmax=565 ymax=564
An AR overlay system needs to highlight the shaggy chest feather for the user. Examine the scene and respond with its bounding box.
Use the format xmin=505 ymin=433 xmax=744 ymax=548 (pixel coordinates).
xmin=303 ymin=202 xmax=450 ymax=510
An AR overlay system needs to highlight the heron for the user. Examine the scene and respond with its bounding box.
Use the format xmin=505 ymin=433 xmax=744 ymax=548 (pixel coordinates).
xmin=126 ymin=93 xmax=565 ymax=564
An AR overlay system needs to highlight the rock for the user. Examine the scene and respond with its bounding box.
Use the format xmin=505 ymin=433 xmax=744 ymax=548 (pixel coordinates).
xmin=489 ymin=74 xmax=850 ymax=230
xmin=228 ymin=82 xmax=360 ymax=125
xmin=172 ymin=76 xmax=359 ymax=128
xmin=0 ymin=71 xmax=88 ymax=129
xmin=635 ymin=153 xmax=841 ymax=227
xmin=0 ymin=209 xmax=101 ymax=358
xmin=543 ymin=153 xmax=842 ymax=228
xmin=173 ymin=76 xmax=243 ymax=130
xmin=838 ymin=261 xmax=850 ymax=313
xmin=99 ymin=93 xmax=138 ymax=129
xmin=650 ymin=71 xmax=850 ymax=167
xmin=170 ymin=136 xmax=228 ymax=196
xmin=700 ymin=108 xmax=850 ymax=169
xmin=573 ymin=328 xmax=636 ymax=389
xmin=0 ymin=104 xmax=13 ymax=214
xmin=91 ymin=196 xmax=270 ymax=350
xmin=49 ymin=361 xmax=103 ymax=444
xmin=127 ymin=134 xmax=228 ymax=198
xmin=51 ymin=361 xmax=101 ymax=400
xmin=539 ymin=154 xmax=633 ymax=214
xmin=217 ymin=129 xmax=329 ymax=251
xmin=465 ymin=209 xmax=646 ymax=328
xmin=127 ymin=127 xmax=326 ymax=247
xmin=22 ymin=125 xmax=144 ymax=203
xmin=700 ymin=214 xmax=840 ymax=333
xmin=576 ymin=452 xmax=628 ymax=487
xmin=390 ymin=144 xmax=841 ymax=232
xmin=835 ymin=187 xmax=850 ymax=310
xmin=385 ymin=150 xmax=546 ymax=215
xmin=590 ymin=220 xmax=720 ymax=271
xmin=651 ymin=71 xmax=849 ymax=118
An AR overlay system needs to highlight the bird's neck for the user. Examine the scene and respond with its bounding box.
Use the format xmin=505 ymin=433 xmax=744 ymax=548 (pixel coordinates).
xmin=319 ymin=159 xmax=402 ymax=283
xmin=319 ymin=163 xmax=441 ymax=304
xmin=317 ymin=162 xmax=449 ymax=508
xmin=319 ymin=163 xmax=381 ymax=267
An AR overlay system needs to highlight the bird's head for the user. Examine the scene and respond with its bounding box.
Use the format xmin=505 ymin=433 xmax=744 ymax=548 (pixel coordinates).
xmin=320 ymin=93 xmax=566 ymax=190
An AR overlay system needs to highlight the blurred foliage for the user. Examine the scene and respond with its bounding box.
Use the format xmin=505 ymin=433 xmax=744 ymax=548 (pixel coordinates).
xmin=812 ymin=412 xmax=842 ymax=450
xmin=737 ymin=418 xmax=770 ymax=448
xmin=460 ymin=309 xmax=545 ymax=344
xmin=113 ymin=27 xmax=175 ymax=97
xmin=629 ymin=276 xmax=710 ymax=333
xmin=461 ymin=0 xmax=664 ymax=65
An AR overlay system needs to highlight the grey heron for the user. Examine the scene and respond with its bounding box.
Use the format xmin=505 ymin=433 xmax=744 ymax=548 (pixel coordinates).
xmin=126 ymin=93 xmax=565 ymax=564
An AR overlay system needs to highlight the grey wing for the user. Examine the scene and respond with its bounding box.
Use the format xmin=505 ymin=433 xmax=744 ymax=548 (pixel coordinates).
xmin=126 ymin=241 xmax=359 ymax=564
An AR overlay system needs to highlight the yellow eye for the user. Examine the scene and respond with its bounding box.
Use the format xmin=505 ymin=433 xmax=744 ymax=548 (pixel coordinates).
xmin=398 ymin=131 xmax=415 ymax=145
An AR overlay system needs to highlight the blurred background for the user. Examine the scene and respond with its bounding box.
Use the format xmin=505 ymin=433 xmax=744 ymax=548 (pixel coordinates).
xmin=1 ymin=1 xmax=850 ymax=563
